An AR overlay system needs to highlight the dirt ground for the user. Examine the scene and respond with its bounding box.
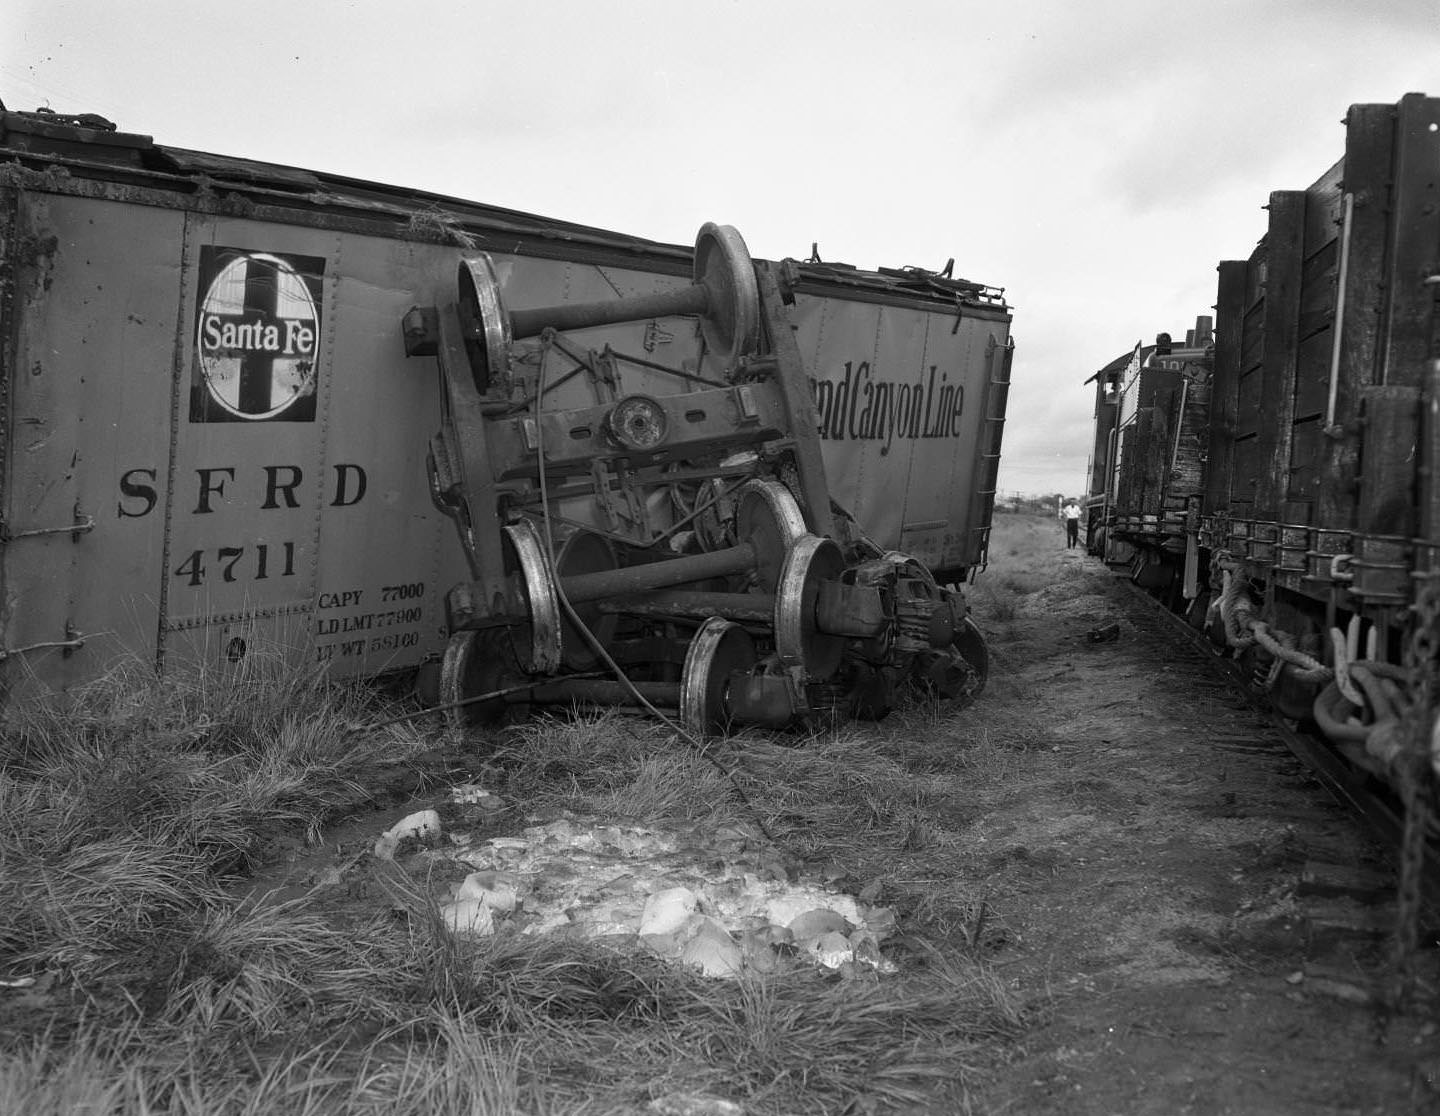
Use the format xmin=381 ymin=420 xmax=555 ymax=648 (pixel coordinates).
xmin=966 ymin=511 xmax=1439 ymax=1115
xmin=229 ymin=510 xmax=1440 ymax=1114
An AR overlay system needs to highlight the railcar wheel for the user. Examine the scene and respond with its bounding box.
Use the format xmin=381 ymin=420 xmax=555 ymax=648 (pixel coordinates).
xmin=693 ymin=223 xmax=760 ymax=363
xmin=679 ymin=617 xmax=758 ymax=738
xmin=502 ymin=521 xmax=563 ymax=674
xmin=734 ymin=478 xmax=808 ymax=591
xmin=440 ymin=629 xmax=522 ymax=736
xmin=952 ymin=616 xmax=990 ymax=696
xmin=775 ymin=534 xmax=847 ymax=683
xmin=457 ymin=254 xmax=512 ymax=394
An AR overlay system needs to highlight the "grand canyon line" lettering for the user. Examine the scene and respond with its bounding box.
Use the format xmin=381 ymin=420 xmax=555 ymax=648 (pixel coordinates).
xmin=809 ymin=361 xmax=965 ymax=456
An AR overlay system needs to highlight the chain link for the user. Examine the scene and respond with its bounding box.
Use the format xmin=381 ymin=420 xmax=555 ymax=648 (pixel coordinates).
xmin=1208 ymin=547 xmax=1228 ymax=592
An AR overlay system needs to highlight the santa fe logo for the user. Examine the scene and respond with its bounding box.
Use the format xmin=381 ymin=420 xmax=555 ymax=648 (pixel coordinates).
xmin=191 ymin=248 xmax=325 ymax=422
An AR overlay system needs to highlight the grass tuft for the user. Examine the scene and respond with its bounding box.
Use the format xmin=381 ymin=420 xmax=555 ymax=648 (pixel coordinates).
xmin=493 ymin=711 xmax=748 ymax=829
xmin=0 ymin=597 xmax=1045 ymax=1112
xmin=0 ymin=655 xmax=430 ymax=1028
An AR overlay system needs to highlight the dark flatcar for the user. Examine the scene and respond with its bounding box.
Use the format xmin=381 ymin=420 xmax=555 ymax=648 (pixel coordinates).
xmin=1087 ymin=93 xmax=1439 ymax=818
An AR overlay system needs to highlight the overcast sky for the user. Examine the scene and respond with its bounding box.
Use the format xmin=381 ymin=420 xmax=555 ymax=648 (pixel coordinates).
xmin=3 ymin=0 xmax=1436 ymax=496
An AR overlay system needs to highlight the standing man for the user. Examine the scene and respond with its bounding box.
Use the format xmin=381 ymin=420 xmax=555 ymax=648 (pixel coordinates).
xmin=1061 ymin=498 xmax=1082 ymax=549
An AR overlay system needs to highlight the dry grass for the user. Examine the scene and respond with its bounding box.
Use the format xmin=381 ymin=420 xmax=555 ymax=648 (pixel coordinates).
xmin=493 ymin=711 xmax=743 ymax=829
xmin=1 ymin=957 xmax=1023 ymax=1115
xmin=0 ymin=653 xmax=429 ymax=1025
xmin=0 ymin=893 xmax=1024 ymax=1114
xmin=0 ymin=525 xmax=1071 ymax=1112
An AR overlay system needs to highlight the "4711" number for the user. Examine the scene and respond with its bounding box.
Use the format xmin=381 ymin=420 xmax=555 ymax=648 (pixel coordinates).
xmin=173 ymin=541 xmax=297 ymax=587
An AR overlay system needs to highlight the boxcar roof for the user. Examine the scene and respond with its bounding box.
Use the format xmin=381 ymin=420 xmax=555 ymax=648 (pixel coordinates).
xmin=0 ymin=107 xmax=1009 ymax=318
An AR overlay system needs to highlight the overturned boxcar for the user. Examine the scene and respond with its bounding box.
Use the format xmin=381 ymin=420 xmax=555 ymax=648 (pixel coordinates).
xmin=0 ymin=107 xmax=1013 ymax=733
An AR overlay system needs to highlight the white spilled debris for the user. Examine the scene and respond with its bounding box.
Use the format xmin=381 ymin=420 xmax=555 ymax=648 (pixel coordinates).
xmin=384 ymin=800 xmax=900 ymax=979
xmin=648 ymin=1093 xmax=745 ymax=1116
xmin=677 ymin=915 xmax=744 ymax=978
xmin=455 ymin=869 xmax=519 ymax=912
xmin=442 ymin=893 xmax=494 ymax=936
xmin=639 ymin=887 xmax=699 ymax=936
xmin=372 ymin=809 xmax=441 ymax=861
xmin=450 ymin=783 xmax=507 ymax=813
xmin=439 ymin=869 xmax=521 ymax=936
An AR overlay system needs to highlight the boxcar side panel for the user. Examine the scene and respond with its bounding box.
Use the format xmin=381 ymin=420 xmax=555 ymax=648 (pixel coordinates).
xmin=1317 ymin=103 xmax=1399 ymax=529
xmin=4 ymin=193 xmax=183 ymax=690
xmin=160 ymin=214 xmax=336 ymax=671
xmin=790 ymin=295 xmax=1007 ymax=572
xmin=1206 ymin=261 xmax=1246 ymax=515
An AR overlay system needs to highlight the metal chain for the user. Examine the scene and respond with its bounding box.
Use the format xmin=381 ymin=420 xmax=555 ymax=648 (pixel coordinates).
xmin=1208 ymin=547 xmax=1228 ymax=592
xmin=1391 ymin=579 xmax=1440 ymax=1009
